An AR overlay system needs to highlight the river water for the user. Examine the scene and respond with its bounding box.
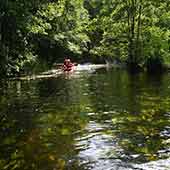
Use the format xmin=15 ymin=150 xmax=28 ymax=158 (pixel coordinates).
xmin=1 ymin=68 xmax=170 ymax=170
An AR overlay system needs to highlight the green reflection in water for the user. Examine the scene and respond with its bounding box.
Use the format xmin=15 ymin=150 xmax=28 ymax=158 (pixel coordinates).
xmin=0 ymin=75 xmax=92 ymax=170
xmin=110 ymin=109 xmax=170 ymax=163
xmin=87 ymin=70 xmax=170 ymax=163
xmin=0 ymin=70 xmax=170 ymax=169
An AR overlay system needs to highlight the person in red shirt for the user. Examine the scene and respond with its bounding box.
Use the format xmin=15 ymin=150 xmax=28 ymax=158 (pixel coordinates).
xmin=62 ymin=59 xmax=74 ymax=72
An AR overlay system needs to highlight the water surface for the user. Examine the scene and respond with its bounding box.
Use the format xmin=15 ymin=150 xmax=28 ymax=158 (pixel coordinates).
xmin=1 ymin=68 xmax=170 ymax=170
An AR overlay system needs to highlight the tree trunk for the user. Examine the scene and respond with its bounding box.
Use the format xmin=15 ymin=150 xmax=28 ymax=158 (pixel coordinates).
xmin=136 ymin=3 xmax=142 ymax=59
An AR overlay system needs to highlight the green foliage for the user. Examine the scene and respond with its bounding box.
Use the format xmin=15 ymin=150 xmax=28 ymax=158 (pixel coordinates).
xmin=0 ymin=0 xmax=90 ymax=76
xmin=143 ymin=26 xmax=170 ymax=70
xmin=84 ymin=0 xmax=170 ymax=70
xmin=0 ymin=0 xmax=170 ymax=76
xmin=27 ymin=0 xmax=90 ymax=56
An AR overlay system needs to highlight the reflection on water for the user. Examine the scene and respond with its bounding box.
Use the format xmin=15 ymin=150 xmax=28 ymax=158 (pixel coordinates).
xmin=1 ymin=69 xmax=170 ymax=169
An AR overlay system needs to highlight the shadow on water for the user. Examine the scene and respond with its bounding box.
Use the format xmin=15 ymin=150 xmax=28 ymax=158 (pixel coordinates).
xmin=1 ymin=69 xmax=170 ymax=169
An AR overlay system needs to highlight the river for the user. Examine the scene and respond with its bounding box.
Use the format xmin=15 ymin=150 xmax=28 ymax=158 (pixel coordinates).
xmin=1 ymin=68 xmax=170 ymax=170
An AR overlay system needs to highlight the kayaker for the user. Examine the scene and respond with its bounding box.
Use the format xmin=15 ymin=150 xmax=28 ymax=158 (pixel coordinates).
xmin=62 ymin=58 xmax=74 ymax=72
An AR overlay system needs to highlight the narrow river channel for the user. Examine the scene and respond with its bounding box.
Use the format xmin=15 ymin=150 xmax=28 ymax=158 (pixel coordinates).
xmin=1 ymin=68 xmax=170 ymax=170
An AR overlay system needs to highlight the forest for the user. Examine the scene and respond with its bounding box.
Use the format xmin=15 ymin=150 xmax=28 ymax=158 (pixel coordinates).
xmin=1 ymin=1 xmax=170 ymax=169
xmin=0 ymin=0 xmax=170 ymax=76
